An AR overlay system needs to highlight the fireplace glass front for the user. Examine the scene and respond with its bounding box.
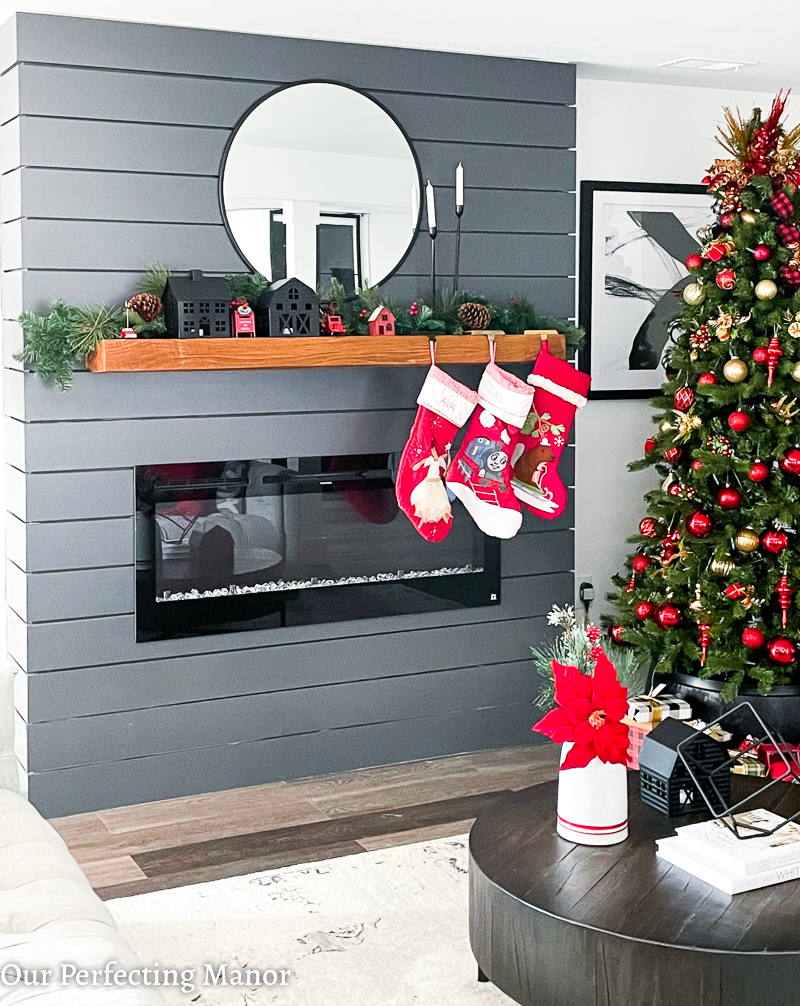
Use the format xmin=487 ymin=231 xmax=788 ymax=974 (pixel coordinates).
xmin=136 ymin=456 xmax=500 ymax=641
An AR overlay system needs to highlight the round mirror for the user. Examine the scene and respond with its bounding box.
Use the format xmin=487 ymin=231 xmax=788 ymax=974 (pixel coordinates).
xmin=221 ymin=82 xmax=422 ymax=296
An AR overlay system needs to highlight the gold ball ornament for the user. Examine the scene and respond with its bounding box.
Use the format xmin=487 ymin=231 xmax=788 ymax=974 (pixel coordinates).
xmin=755 ymin=279 xmax=778 ymax=300
xmin=723 ymin=357 xmax=748 ymax=383
xmin=740 ymin=210 xmax=758 ymax=226
xmin=792 ymin=361 xmax=800 ymax=383
xmin=734 ymin=526 xmax=760 ymax=553
xmin=683 ymin=282 xmax=706 ymax=306
xmin=709 ymin=556 xmax=736 ymax=576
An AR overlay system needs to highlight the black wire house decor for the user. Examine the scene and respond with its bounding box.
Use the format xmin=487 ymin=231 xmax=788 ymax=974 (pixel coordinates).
xmin=639 ymin=718 xmax=731 ymax=817
xmin=676 ymin=701 xmax=800 ymax=839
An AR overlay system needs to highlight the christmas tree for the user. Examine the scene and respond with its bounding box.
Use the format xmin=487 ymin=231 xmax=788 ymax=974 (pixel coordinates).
xmin=609 ymin=92 xmax=800 ymax=699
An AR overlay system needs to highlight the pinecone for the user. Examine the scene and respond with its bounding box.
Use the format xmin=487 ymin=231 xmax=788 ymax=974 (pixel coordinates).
xmin=126 ymin=292 xmax=162 ymax=322
xmin=457 ymin=301 xmax=492 ymax=332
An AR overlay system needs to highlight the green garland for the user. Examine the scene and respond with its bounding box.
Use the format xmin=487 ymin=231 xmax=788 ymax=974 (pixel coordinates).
xmin=17 ymin=266 xmax=583 ymax=391
xmin=322 ymin=279 xmax=584 ymax=349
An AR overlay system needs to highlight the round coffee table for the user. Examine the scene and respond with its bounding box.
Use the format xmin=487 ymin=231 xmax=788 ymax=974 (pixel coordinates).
xmin=470 ymin=775 xmax=800 ymax=1006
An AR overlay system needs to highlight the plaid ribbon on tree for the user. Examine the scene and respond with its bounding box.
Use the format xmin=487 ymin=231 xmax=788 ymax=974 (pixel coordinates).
xmin=771 ymin=189 xmax=795 ymax=218
xmin=780 ymin=264 xmax=800 ymax=286
xmin=777 ymin=223 xmax=800 ymax=247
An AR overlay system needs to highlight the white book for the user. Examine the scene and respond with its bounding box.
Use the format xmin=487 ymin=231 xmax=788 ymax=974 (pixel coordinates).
xmin=675 ymin=809 xmax=800 ymax=876
xmin=656 ymin=836 xmax=800 ymax=895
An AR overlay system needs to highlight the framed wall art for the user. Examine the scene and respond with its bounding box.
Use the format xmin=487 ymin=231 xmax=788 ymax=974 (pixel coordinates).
xmin=579 ymin=181 xmax=714 ymax=399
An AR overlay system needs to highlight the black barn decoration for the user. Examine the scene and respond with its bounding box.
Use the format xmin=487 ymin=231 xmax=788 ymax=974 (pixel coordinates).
xmin=257 ymin=277 xmax=319 ymax=337
xmin=163 ymin=270 xmax=231 ymax=338
xmin=639 ymin=718 xmax=730 ymax=816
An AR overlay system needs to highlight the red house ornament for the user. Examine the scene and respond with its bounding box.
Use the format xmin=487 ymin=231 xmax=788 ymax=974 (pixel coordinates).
xmin=367 ymin=305 xmax=396 ymax=336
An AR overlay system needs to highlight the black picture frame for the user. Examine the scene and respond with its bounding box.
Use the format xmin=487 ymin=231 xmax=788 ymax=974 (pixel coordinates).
xmin=578 ymin=180 xmax=713 ymax=400
xmin=218 ymin=79 xmax=424 ymax=291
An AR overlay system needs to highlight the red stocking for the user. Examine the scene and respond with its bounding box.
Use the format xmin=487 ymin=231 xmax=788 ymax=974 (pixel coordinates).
xmin=511 ymin=341 xmax=590 ymax=519
xmin=395 ymin=364 xmax=478 ymax=541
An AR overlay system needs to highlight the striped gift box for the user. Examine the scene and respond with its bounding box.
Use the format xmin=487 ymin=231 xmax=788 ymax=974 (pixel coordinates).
xmin=623 ymin=716 xmax=654 ymax=770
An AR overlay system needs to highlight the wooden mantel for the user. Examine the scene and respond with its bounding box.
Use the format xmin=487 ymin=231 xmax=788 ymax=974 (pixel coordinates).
xmin=85 ymin=331 xmax=565 ymax=373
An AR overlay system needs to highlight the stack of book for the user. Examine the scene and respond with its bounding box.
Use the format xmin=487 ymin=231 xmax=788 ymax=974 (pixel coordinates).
xmin=656 ymin=809 xmax=800 ymax=894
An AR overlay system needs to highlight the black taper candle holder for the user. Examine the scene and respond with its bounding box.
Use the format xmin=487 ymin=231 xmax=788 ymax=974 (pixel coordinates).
xmin=453 ymin=205 xmax=464 ymax=295
xmin=429 ymin=226 xmax=438 ymax=306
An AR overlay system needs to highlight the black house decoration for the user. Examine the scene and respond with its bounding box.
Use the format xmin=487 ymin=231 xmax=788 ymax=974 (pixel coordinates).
xmin=638 ymin=718 xmax=730 ymax=817
xmin=163 ymin=270 xmax=231 ymax=339
xmin=256 ymin=277 xmax=319 ymax=337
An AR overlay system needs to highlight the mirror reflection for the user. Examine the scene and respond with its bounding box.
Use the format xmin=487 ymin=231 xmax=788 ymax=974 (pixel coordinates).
xmin=222 ymin=83 xmax=421 ymax=295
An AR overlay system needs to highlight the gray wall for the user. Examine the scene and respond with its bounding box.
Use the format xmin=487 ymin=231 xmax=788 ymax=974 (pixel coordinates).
xmin=0 ymin=13 xmax=576 ymax=817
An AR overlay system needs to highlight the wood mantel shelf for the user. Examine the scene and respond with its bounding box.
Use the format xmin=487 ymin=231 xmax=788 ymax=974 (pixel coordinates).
xmin=85 ymin=331 xmax=565 ymax=373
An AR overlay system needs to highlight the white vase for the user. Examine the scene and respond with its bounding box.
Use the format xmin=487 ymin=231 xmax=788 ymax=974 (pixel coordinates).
xmin=556 ymin=742 xmax=628 ymax=846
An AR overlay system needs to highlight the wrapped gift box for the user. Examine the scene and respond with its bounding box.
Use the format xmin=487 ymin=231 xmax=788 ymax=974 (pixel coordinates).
xmin=623 ymin=716 xmax=654 ymax=770
xmin=728 ymin=750 xmax=768 ymax=777
xmin=627 ymin=692 xmax=692 ymax=724
xmin=687 ymin=719 xmax=733 ymax=744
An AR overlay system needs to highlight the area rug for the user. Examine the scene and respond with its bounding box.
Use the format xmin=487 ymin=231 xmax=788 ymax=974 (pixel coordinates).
xmin=108 ymin=835 xmax=512 ymax=1005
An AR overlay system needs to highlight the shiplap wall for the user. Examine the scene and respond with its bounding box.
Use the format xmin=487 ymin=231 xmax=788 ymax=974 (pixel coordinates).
xmin=0 ymin=13 xmax=576 ymax=817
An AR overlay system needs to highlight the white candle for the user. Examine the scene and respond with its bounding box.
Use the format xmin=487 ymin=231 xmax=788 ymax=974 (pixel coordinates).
xmin=455 ymin=162 xmax=464 ymax=210
xmin=426 ymin=180 xmax=437 ymax=232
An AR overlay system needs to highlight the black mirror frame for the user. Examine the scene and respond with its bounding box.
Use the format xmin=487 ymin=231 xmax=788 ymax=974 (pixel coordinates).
xmin=218 ymin=79 xmax=424 ymax=293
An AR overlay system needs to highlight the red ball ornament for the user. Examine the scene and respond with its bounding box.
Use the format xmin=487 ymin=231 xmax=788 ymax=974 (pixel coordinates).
xmin=762 ymin=529 xmax=789 ymax=554
xmin=667 ymin=482 xmax=682 ymax=497
xmin=752 ymin=346 xmax=769 ymax=363
xmin=717 ymin=487 xmax=741 ymax=509
xmin=609 ymin=625 xmax=626 ymax=645
xmin=780 ymin=449 xmax=800 ymax=474
xmin=663 ymin=446 xmax=683 ymax=463
xmin=632 ymin=554 xmax=651 ymax=573
xmin=698 ymin=372 xmax=718 ymax=385
xmin=639 ymin=517 xmax=659 ymax=538
xmin=753 ymin=244 xmax=772 ymax=261
xmin=685 ymin=511 xmax=713 ymax=537
xmin=691 ymin=459 xmax=704 ymax=471
xmin=674 ymin=386 xmax=695 ymax=412
xmin=748 ymin=461 xmax=770 ymax=482
xmin=655 ymin=604 xmax=682 ymax=629
xmin=727 ymin=411 xmax=750 ymax=432
xmin=742 ymin=626 xmax=766 ymax=649
xmin=636 ymin=601 xmax=655 ymax=621
xmin=716 ymin=268 xmax=737 ymax=290
xmin=685 ymin=253 xmax=703 ymax=270
xmin=720 ymin=212 xmax=734 ymax=229
xmin=644 ymin=437 xmax=656 ymax=455
xmin=768 ymin=637 xmax=796 ymax=664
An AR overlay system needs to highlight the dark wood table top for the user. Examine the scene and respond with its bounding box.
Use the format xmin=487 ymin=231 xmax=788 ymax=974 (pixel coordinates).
xmin=470 ymin=773 xmax=800 ymax=954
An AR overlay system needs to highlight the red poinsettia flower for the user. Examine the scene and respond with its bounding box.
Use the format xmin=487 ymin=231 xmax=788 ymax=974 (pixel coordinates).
xmin=533 ymin=652 xmax=629 ymax=771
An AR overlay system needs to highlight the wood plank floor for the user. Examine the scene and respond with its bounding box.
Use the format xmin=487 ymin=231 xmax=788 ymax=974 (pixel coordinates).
xmin=49 ymin=742 xmax=560 ymax=900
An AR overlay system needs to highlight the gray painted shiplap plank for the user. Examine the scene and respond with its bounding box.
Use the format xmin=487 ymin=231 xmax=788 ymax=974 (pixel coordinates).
xmin=7 ymin=219 xmax=244 ymax=272
xmin=5 ymin=167 xmax=224 ymax=225
xmin=8 ymin=527 xmax=568 ymax=622
xmin=5 ymin=512 xmax=133 ymax=570
xmin=399 ymin=232 xmax=573 ymax=279
xmin=23 ymin=660 xmax=535 ymax=770
xmin=7 ymin=168 xmax=574 ymax=234
xmin=22 ymin=615 xmax=551 ymax=720
xmin=11 ymin=13 xmax=576 ymax=105
xmin=27 ymin=703 xmax=543 ymax=817
xmin=12 ymin=62 xmax=575 ymax=147
xmin=417 ymin=141 xmax=575 ymax=192
xmin=9 ymin=571 xmax=573 ymax=672
xmin=5 ymin=466 xmax=134 ymax=521
xmin=7 ymin=561 xmax=134 ymax=622
xmin=501 ymin=530 xmax=573 ymax=577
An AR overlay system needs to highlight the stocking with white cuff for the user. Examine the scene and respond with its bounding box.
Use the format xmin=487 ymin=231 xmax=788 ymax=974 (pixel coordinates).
xmin=395 ymin=365 xmax=479 ymax=541
xmin=511 ymin=343 xmax=590 ymax=520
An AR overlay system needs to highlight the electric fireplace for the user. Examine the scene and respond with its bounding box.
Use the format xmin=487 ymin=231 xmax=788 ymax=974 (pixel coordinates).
xmin=135 ymin=455 xmax=500 ymax=641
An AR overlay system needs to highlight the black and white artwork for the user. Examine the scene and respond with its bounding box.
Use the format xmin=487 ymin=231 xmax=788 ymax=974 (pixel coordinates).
xmin=579 ymin=181 xmax=714 ymax=397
